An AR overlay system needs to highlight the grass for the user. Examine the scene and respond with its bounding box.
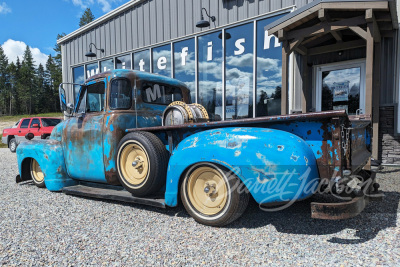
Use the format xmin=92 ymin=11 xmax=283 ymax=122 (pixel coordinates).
xmin=0 ymin=135 xmax=7 ymax=148
xmin=0 ymin=112 xmax=63 ymax=122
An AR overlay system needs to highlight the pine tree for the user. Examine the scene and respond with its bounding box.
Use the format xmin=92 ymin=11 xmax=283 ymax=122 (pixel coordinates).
xmin=0 ymin=46 xmax=9 ymax=114
xmin=6 ymin=62 xmax=18 ymax=115
xmin=79 ymin=8 xmax=95 ymax=27
xmin=36 ymin=64 xmax=46 ymax=112
xmin=19 ymin=46 xmax=36 ymax=114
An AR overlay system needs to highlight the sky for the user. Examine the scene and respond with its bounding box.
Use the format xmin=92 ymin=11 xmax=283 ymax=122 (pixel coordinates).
xmin=0 ymin=0 xmax=130 ymax=67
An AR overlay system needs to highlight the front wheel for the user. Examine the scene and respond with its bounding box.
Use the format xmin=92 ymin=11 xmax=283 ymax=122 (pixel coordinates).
xmin=180 ymin=163 xmax=249 ymax=226
xmin=9 ymin=138 xmax=17 ymax=153
xmin=30 ymin=159 xmax=46 ymax=188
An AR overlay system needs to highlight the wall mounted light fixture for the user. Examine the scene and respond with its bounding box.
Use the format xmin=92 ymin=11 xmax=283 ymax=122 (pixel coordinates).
xmin=196 ymin=8 xmax=216 ymax=28
xmin=85 ymin=43 xmax=105 ymax=57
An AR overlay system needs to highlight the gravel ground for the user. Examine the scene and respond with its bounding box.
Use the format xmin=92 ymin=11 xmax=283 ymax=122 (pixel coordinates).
xmin=0 ymin=148 xmax=400 ymax=266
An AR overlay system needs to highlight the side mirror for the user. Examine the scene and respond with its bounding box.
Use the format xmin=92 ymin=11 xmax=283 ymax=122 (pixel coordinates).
xmin=59 ymin=85 xmax=67 ymax=112
xmin=32 ymin=123 xmax=40 ymax=128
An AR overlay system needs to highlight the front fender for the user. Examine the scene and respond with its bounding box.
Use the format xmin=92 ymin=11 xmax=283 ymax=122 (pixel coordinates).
xmin=17 ymin=140 xmax=77 ymax=191
xmin=165 ymin=127 xmax=320 ymax=207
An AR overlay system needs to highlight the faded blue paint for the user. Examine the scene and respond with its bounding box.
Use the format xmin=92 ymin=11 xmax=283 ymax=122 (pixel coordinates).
xmin=17 ymin=139 xmax=77 ymax=191
xmin=165 ymin=127 xmax=319 ymax=207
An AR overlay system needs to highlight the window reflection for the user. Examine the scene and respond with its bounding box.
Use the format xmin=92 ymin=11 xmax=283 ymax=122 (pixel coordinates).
xmin=198 ymin=31 xmax=223 ymax=121
xmin=322 ymin=67 xmax=361 ymax=114
xmin=174 ymin=38 xmax=195 ymax=101
xmin=73 ymin=66 xmax=84 ymax=102
xmin=86 ymin=62 xmax=99 ymax=78
xmin=100 ymin=59 xmax=114 ymax=73
xmin=115 ymin=54 xmax=132 ymax=69
xmin=256 ymin=15 xmax=285 ymax=117
xmin=134 ymin=50 xmax=150 ymax=72
xmin=225 ymin=23 xmax=253 ymax=120
xmin=152 ymin=44 xmax=171 ymax=77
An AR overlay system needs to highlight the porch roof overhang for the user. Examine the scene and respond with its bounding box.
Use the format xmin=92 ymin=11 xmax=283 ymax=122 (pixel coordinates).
xmin=264 ymin=0 xmax=397 ymax=160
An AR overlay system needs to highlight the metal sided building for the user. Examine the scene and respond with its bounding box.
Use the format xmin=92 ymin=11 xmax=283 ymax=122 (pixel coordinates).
xmin=57 ymin=0 xmax=400 ymax=165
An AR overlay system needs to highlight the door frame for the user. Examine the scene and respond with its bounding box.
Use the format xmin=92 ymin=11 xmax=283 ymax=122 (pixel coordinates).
xmin=313 ymin=59 xmax=366 ymax=114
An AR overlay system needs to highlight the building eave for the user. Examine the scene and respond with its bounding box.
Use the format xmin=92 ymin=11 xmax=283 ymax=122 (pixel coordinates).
xmin=57 ymin=0 xmax=146 ymax=45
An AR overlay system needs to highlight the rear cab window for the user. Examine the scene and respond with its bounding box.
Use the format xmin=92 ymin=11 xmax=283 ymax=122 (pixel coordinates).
xmin=110 ymin=79 xmax=132 ymax=110
xmin=142 ymin=83 xmax=183 ymax=105
xmin=20 ymin=119 xmax=31 ymax=128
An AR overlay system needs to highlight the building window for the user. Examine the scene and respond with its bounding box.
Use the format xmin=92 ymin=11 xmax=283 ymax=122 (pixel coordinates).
xmin=73 ymin=66 xmax=85 ymax=101
xmin=141 ymin=82 xmax=183 ymax=105
xmin=86 ymin=62 xmax=99 ymax=78
xmin=198 ymin=31 xmax=223 ymax=121
xmin=225 ymin=23 xmax=254 ymax=120
xmin=256 ymin=15 xmax=285 ymax=117
xmin=174 ymin=38 xmax=195 ymax=102
xmin=152 ymin=44 xmax=171 ymax=77
xmin=100 ymin=59 xmax=114 ymax=73
xmin=115 ymin=54 xmax=132 ymax=69
xmin=315 ymin=60 xmax=366 ymax=115
xmin=134 ymin=50 xmax=150 ymax=72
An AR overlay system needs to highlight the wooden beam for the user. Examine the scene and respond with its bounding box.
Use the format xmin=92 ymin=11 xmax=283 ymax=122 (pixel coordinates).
xmin=278 ymin=29 xmax=286 ymax=42
xmin=366 ymin=9 xmax=381 ymax=42
xmin=372 ymin=42 xmax=381 ymax=160
xmin=365 ymin=22 xmax=374 ymax=116
xmin=295 ymin=46 xmax=308 ymax=56
xmin=318 ymin=9 xmax=328 ymax=22
xmin=308 ymin=39 xmax=365 ymax=56
xmin=331 ymin=31 xmax=343 ymax=42
xmin=301 ymin=55 xmax=308 ymax=113
xmin=289 ymin=37 xmax=304 ymax=54
xmin=349 ymin=26 xmax=368 ymax=40
xmin=321 ymin=2 xmax=388 ymax=10
xmin=287 ymin=16 xmax=366 ymax=40
xmin=281 ymin=42 xmax=290 ymax=115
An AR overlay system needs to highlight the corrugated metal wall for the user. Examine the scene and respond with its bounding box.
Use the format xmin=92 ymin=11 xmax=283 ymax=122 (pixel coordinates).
xmin=61 ymin=0 xmax=310 ymax=96
xmin=61 ymin=0 xmax=397 ymax=107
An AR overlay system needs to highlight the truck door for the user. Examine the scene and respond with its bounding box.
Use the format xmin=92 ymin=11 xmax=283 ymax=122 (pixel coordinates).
xmin=29 ymin=118 xmax=41 ymax=137
xmin=17 ymin=119 xmax=31 ymax=143
xmin=63 ymin=80 xmax=107 ymax=183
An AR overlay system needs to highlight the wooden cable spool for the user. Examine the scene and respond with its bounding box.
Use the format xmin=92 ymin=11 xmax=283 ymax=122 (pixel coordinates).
xmin=162 ymin=101 xmax=209 ymax=126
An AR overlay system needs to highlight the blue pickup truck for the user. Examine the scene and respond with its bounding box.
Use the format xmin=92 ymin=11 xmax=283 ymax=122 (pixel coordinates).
xmin=15 ymin=69 xmax=380 ymax=226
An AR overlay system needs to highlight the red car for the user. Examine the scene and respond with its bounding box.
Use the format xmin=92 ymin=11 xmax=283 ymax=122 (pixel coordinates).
xmin=1 ymin=117 xmax=62 ymax=153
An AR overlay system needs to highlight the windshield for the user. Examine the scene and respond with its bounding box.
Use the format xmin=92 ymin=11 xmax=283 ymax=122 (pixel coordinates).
xmin=41 ymin=118 xmax=62 ymax=127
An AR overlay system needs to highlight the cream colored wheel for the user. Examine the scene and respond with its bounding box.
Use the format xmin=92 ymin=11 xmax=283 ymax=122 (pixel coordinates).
xmin=119 ymin=142 xmax=150 ymax=187
xmin=186 ymin=166 xmax=228 ymax=216
xmin=181 ymin=163 xmax=250 ymax=226
xmin=117 ymin=132 xmax=168 ymax=197
xmin=30 ymin=159 xmax=45 ymax=188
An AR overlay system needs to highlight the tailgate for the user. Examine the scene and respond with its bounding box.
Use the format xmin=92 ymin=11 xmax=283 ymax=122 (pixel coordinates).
xmin=347 ymin=115 xmax=372 ymax=172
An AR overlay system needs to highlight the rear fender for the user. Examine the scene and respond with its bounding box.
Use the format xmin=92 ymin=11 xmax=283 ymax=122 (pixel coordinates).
xmin=17 ymin=140 xmax=77 ymax=191
xmin=165 ymin=127 xmax=320 ymax=207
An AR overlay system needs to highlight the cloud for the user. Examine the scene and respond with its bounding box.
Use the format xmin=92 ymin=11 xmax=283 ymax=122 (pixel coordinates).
xmin=0 ymin=2 xmax=11 ymax=14
xmin=68 ymin=0 xmax=121 ymax=13
xmin=2 ymin=39 xmax=48 ymax=67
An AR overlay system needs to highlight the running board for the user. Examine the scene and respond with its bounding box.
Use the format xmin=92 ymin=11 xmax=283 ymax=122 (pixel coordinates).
xmin=62 ymin=184 xmax=166 ymax=209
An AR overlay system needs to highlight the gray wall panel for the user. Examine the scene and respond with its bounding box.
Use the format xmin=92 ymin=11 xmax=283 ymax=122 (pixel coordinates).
xmin=143 ymin=2 xmax=151 ymax=46
xmin=162 ymin=0 xmax=171 ymax=39
xmin=185 ymin=0 xmax=193 ymax=36
xmin=126 ymin=10 xmax=133 ymax=51
xmin=150 ymin=0 xmax=157 ymax=44
xmin=177 ymin=0 xmax=186 ymax=37
xmin=380 ymin=37 xmax=396 ymax=105
xmin=170 ymin=0 xmax=178 ymax=39
xmin=156 ymin=0 xmax=164 ymax=42
xmin=137 ymin=5 xmax=144 ymax=47
xmin=95 ymin=27 xmax=101 ymax=60
xmin=132 ymin=7 xmax=139 ymax=49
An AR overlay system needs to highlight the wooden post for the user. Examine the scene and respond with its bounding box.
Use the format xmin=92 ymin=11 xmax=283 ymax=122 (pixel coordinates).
xmin=365 ymin=22 xmax=374 ymax=116
xmin=302 ymin=55 xmax=308 ymax=113
xmin=281 ymin=41 xmax=289 ymax=115
xmin=372 ymin=42 xmax=381 ymax=160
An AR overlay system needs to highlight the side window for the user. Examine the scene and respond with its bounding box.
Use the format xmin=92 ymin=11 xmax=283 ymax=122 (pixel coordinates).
xmin=110 ymin=79 xmax=132 ymax=110
xmin=142 ymin=83 xmax=183 ymax=105
xmin=30 ymin=119 xmax=40 ymax=128
xmin=20 ymin=119 xmax=30 ymax=128
xmin=86 ymin=82 xmax=105 ymax=113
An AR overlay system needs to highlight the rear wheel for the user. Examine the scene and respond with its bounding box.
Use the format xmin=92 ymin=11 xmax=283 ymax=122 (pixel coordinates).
xmin=117 ymin=132 xmax=168 ymax=197
xmin=9 ymin=138 xmax=17 ymax=153
xmin=181 ymin=163 xmax=249 ymax=226
xmin=30 ymin=159 xmax=46 ymax=188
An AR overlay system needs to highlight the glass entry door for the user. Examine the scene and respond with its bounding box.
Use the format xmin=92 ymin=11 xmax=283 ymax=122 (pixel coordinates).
xmin=315 ymin=60 xmax=366 ymax=115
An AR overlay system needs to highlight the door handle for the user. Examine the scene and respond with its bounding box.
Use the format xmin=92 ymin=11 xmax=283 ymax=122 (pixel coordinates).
xmin=18 ymin=131 xmax=21 ymax=133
